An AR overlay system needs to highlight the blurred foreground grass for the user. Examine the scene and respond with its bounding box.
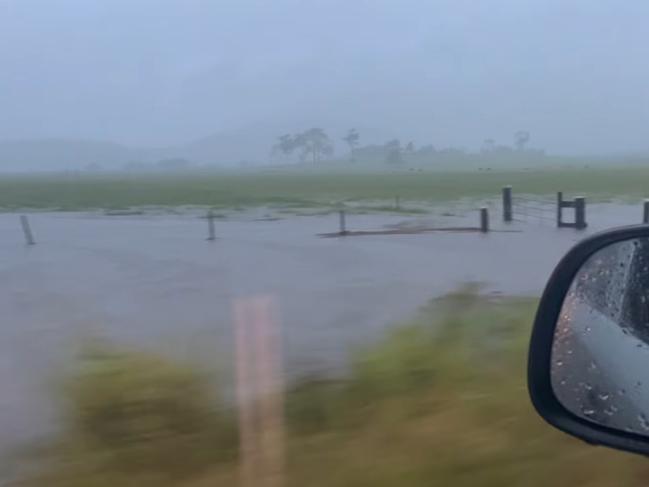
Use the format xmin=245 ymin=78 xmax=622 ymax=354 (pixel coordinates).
xmin=16 ymin=289 xmax=649 ymax=486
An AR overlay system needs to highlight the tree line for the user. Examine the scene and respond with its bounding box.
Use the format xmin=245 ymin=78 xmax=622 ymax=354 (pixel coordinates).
xmin=272 ymin=128 xmax=537 ymax=165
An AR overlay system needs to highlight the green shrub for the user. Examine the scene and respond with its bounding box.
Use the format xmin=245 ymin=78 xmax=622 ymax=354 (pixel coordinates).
xmin=27 ymin=342 xmax=236 ymax=485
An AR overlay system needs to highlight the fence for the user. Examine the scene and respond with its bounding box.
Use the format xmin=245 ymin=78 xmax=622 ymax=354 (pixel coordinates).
xmin=16 ymin=186 xmax=649 ymax=245
xmin=502 ymin=187 xmax=590 ymax=229
xmin=510 ymin=194 xmax=556 ymax=225
xmin=557 ymin=192 xmax=587 ymax=229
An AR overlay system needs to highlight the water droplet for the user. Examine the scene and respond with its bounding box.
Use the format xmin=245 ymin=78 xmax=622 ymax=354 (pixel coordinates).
xmin=585 ymin=326 xmax=592 ymax=333
xmin=604 ymin=405 xmax=619 ymax=416
xmin=556 ymin=360 xmax=564 ymax=367
xmin=598 ymin=393 xmax=610 ymax=401
xmin=582 ymin=382 xmax=593 ymax=391
xmin=582 ymin=407 xmax=595 ymax=417
xmin=588 ymin=361 xmax=597 ymax=371
xmin=639 ymin=414 xmax=649 ymax=430
xmin=619 ymin=388 xmax=627 ymax=396
xmin=636 ymin=381 xmax=643 ymax=389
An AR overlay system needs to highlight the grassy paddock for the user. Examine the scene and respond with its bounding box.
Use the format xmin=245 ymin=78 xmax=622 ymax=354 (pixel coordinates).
xmin=17 ymin=288 xmax=649 ymax=486
xmin=2 ymin=166 xmax=649 ymax=211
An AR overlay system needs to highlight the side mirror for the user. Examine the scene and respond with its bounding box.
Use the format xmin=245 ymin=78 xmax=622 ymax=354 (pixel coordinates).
xmin=529 ymin=225 xmax=649 ymax=455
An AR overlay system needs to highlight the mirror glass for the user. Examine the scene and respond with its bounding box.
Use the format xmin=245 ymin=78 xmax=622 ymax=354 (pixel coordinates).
xmin=552 ymin=237 xmax=649 ymax=435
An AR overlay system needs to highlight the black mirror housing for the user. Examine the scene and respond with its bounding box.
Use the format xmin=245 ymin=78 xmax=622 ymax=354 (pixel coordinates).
xmin=529 ymin=224 xmax=649 ymax=456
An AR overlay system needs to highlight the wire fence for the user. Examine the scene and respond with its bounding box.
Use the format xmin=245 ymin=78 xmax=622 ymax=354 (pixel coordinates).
xmin=14 ymin=186 xmax=640 ymax=245
xmin=512 ymin=195 xmax=556 ymax=225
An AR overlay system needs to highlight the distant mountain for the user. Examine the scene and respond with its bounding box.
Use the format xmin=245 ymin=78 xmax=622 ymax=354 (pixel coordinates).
xmin=0 ymin=128 xmax=277 ymax=171
xmin=0 ymin=124 xmax=397 ymax=172
xmin=0 ymin=139 xmax=145 ymax=171
xmin=170 ymin=124 xmax=281 ymax=166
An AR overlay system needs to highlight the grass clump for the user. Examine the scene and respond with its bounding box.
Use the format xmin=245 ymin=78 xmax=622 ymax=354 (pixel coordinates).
xmin=23 ymin=342 xmax=236 ymax=486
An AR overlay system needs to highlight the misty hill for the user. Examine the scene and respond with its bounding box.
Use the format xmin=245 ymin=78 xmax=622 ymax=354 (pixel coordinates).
xmin=0 ymin=125 xmax=284 ymax=171
xmin=0 ymin=139 xmax=143 ymax=172
xmin=166 ymin=125 xmax=281 ymax=167
xmin=0 ymin=124 xmax=391 ymax=171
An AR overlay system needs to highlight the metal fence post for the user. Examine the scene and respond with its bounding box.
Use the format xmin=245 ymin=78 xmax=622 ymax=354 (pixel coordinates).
xmin=556 ymin=192 xmax=563 ymax=227
xmin=339 ymin=210 xmax=347 ymax=235
xmin=643 ymin=200 xmax=649 ymax=224
xmin=207 ymin=211 xmax=216 ymax=241
xmin=480 ymin=207 xmax=489 ymax=233
xmin=502 ymin=186 xmax=512 ymax=222
xmin=20 ymin=215 xmax=35 ymax=245
xmin=575 ymin=197 xmax=587 ymax=230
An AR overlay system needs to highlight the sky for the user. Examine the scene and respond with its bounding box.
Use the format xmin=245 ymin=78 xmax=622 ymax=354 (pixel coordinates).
xmin=1 ymin=0 xmax=649 ymax=155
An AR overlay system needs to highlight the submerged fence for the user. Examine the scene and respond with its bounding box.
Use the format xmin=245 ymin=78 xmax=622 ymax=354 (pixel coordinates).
xmin=511 ymin=195 xmax=556 ymax=225
xmin=501 ymin=187 xmax=589 ymax=229
xmin=16 ymin=185 xmax=649 ymax=245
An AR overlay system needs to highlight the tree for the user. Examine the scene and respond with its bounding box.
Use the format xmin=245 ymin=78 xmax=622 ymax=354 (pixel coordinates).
xmin=514 ymin=131 xmax=530 ymax=151
xmin=384 ymin=139 xmax=402 ymax=165
xmin=272 ymin=134 xmax=296 ymax=158
xmin=342 ymin=128 xmax=360 ymax=162
xmin=295 ymin=128 xmax=334 ymax=164
xmin=405 ymin=141 xmax=415 ymax=153
xmin=272 ymin=129 xmax=334 ymax=164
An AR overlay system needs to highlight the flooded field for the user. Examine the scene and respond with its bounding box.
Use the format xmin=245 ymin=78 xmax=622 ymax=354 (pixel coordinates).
xmin=0 ymin=201 xmax=645 ymax=461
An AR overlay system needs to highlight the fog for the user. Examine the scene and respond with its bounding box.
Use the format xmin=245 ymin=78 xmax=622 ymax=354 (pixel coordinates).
xmin=2 ymin=0 xmax=649 ymax=168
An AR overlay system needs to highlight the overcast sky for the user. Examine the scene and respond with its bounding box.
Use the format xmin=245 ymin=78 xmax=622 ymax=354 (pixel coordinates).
xmin=1 ymin=0 xmax=649 ymax=154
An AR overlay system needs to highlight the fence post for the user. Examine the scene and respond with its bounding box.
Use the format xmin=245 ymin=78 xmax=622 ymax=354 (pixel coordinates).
xmin=480 ymin=207 xmax=489 ymax=233
xmin=207 ymin=210 xmax=216 ymax=241
xmin=502 ymin=186 xmax=512 ymax=222
xmin=575 ymin=197 xmax=587 ymax=230
xmin=339 ymin=210 xmax=347 ymax=235
xmin=556 ymin=192 xmax=563 ymax=227
xmin=20 ymin=215 xmax=35 ymax=245
xmin=233 ymin=296 xmax=286 ymax=487
xmin=643 ymin=200 xmax=649 ymax=224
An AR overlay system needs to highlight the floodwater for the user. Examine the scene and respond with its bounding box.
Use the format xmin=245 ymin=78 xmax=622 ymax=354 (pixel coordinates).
xmin=0 ymin=201 xmax=644 ymax=463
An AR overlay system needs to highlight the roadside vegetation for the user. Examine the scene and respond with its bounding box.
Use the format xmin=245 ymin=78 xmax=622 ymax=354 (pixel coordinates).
xmin=2 ymin=166 xmax=649 ymax=212
xmin=14 ymin=288 xmax=649 ymax=486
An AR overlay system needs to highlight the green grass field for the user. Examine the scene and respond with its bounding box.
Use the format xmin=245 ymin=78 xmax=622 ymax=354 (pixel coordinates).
xmin=17 ymin=289 xmax=649 ymax=487
xmin=2 ymin=166 xmax=649 ymax=211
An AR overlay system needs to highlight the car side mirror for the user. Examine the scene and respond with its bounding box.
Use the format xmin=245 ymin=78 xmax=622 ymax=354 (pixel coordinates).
xmin=529 ymin=225 xmax=649 ymax=455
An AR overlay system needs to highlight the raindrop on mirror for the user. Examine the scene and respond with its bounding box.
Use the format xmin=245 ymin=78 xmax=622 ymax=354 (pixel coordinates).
xmin=639 ymin=414 xmax=649 ymax=431
xmin=551 ymin=238 xmax=649 ymax=437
